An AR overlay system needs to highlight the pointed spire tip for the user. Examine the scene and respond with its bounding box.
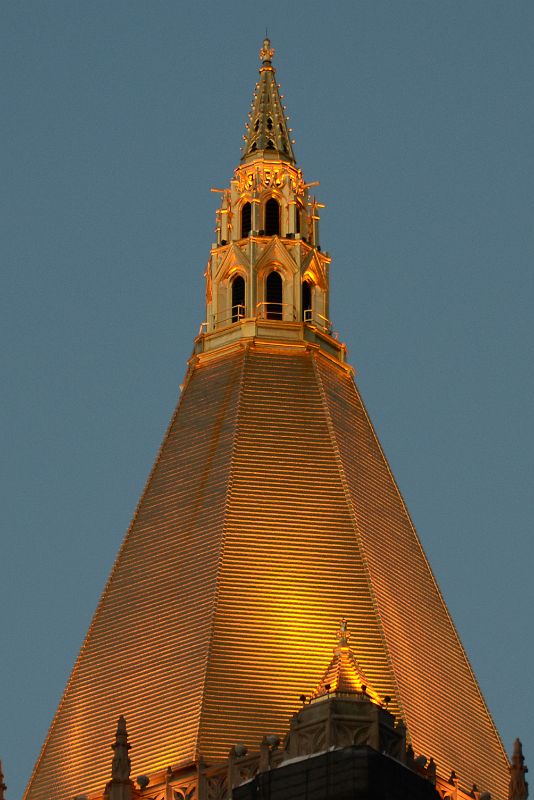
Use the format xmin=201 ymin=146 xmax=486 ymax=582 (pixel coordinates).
xmin=240 ymin=36 xmax=295 ymax=163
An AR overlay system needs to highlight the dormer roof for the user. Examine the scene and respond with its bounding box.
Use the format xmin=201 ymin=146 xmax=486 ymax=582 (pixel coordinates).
xmin=311 ymin=620 xmax=383 ymax=706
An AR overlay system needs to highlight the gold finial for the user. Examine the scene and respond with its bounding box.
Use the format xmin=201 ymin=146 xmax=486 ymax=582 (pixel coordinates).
xmin=336 ymin=618 xmax=350 ymax=647
xmin=260 ymin=37 xmax=274 ymax=65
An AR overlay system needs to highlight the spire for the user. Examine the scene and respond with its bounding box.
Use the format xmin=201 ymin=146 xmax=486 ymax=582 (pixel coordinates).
xmin=0 ymin=760 xmax=6 ymax=800
xmin=310 ymin=619 xmax=383 ymax=705
xmin=111 ymin=716 xmax=131 ymax=782
xmin=241 ymin=38 xmax=295 ymax=164
xmin=509 ymin=739 xmax=529 ymax=800
xmin=104 ymin=716 xmax=133 ymax=800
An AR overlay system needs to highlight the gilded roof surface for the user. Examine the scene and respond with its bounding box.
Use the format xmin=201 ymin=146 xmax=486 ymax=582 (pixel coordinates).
xmin=25 ymin=343 xmax=508 ymax=800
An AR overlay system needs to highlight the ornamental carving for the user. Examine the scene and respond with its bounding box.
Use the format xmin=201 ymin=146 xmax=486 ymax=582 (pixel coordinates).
xmin=262 ymin=168 xmax=284 ymax=189
xmin=234 ymin=166 xmax=305 ymax=196
xmin=237 ymin=763 xmax=258 ymax=785
xmin=205 ymin=776 xmax=227 ymax=800
xmin=173 ymin=785 xmax=196 ymax=800
xmin=204 ymin=264 xmax=212 ymax=303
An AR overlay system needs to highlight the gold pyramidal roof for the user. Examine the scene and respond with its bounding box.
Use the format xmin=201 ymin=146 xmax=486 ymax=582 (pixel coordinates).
xmin=24 ymin=345 xmax=510 ymax=800
xmin=25 ymin=39 xmax=510 ymax=800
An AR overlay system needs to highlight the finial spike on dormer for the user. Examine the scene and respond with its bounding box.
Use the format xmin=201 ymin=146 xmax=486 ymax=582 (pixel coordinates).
xmin=337 ymin=617 xmax=350 ymax=647
xmin=509 ymin=739 xmax=529 ymax=800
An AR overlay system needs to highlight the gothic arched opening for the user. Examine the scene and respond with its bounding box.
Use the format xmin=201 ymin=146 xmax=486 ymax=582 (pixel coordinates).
xmin=231 ymin=275 xmax=245 ymax=322
xmin=265 ymin=198 xmax=280 ymax=236
xmin=265 ymin=270 xmax=283 ymax=320
xmin=241 ymin=203 xmax=252 ymax=238
xmin=302 ymin=279 xmax=312 ymax=321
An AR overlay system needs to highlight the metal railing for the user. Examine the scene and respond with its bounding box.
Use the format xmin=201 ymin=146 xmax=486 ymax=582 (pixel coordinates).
xmin=303 ymin=308 xmax=334 ymax=334
xmin=198 ymin=305 xmax=337 ymax=338
xmin=231 ymin=304 xmax=246 ymax=323
xmin=210 ymin=305 xmax=247 ymax=329
xmin=255 ymin=301 xmax=296 ymax=321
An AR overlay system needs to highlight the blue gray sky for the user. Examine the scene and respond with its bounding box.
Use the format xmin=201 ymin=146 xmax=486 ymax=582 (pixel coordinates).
xmin=1 ymin=2 xmax=533 ymax=797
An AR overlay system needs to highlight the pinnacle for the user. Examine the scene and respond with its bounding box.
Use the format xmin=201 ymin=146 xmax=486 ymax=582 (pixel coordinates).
xmin=509 ymin=739 xmax=529 ymax=800
xmin=110 ymin=716 xmax=131 ymax=782
xmin=0 ymin=760 xmax=6 ymax=800
xmin=513 ymin=739 xmax=526 ymax=761
xmin=241 ymin=38 xmax=295 ymax=165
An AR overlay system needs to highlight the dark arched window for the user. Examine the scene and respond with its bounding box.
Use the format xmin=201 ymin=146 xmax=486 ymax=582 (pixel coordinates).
xmin=265 ymin=198 xmax=280 ymax=236
xmin=302 ymin=280 xmax=312 ymax=322
xmin=295 ymin=204 xmax=301 ymax=234
xmin=266 ymin=271 xmax=283 ymax=320
xmin=231 ymin=276 xmax=245 ymax=323
xmin=241 ymin=202 xmax=251 ymax=238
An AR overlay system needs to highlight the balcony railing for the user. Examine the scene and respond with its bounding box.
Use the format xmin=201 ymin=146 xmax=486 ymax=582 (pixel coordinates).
xmin=304 ymin=308 xmax=334 ymax=334
xmin=231 ymin=304 xmax=246 ymax=323
xmin=209 ymin=305 xmax=247 ymax=329
xmin=199 ymin=305 xmax=336 ymax=338
xmin=255 ymin=301 xmax=296 ymax=321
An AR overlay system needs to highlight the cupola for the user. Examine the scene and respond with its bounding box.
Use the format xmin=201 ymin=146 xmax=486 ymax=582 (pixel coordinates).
xmin=197 ymin=39 xmax=344 ymax=363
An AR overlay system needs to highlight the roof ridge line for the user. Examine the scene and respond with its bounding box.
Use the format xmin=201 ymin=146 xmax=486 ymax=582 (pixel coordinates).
xmin=194 ymin=345 xmax=250 ymax=761
xmin=310 ymin=352 xmax=407 ymax=727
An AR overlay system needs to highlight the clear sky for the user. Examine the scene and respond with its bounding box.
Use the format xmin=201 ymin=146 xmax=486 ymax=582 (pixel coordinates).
xmin=1 ymin=2 xmax=533 ymax=798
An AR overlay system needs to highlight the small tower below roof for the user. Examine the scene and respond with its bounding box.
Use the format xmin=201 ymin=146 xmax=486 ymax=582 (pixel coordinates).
xmin=242 ymin=38 xmax=295 ymax=164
